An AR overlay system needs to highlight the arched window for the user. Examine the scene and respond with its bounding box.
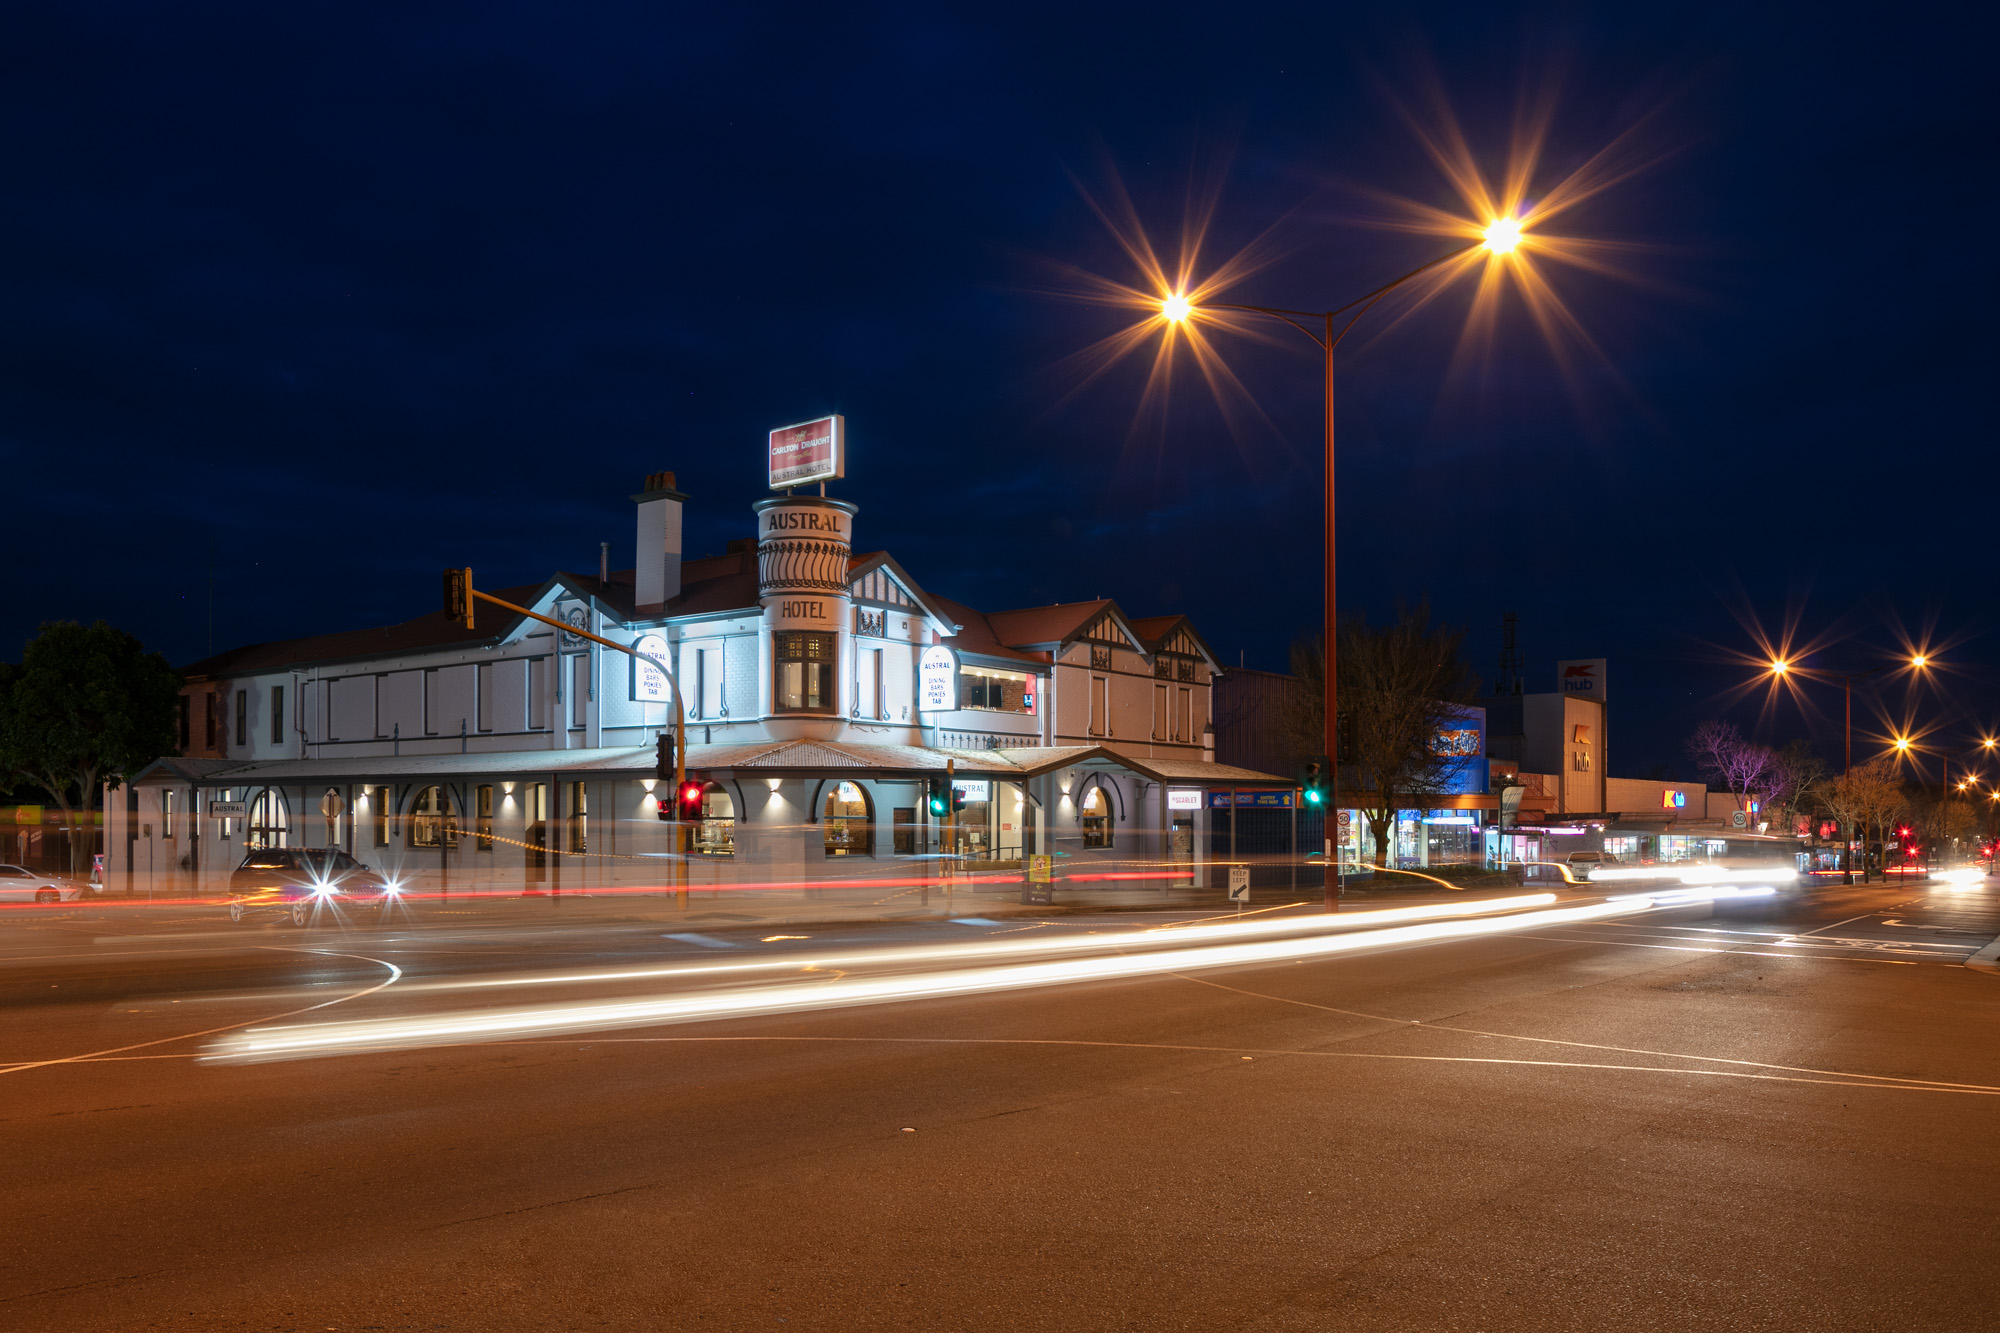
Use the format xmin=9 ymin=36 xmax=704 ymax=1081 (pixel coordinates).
xmin=409 ymin=786 xmax=458 ymax=849
xmin=248 ymin=788 xmax=289 ymax=850
xmin=1080 ymin=784 xmax=1112 ymax=849
xmin=823 ymin=781 xmax=872 ymax=857
xmin=694 ymin=784 xmax=735 ymax=856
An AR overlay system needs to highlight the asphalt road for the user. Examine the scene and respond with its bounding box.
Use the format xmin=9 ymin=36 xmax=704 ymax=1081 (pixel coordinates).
xmin=3 ymin=879 xmax=1998 ymax=1331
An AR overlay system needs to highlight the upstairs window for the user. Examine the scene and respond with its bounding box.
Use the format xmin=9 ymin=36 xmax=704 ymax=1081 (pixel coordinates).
xmin=774 ymin=632 xmax=837 ymax=713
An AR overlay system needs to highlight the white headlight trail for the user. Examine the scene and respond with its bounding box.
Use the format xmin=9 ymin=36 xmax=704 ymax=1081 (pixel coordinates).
xmin=207 ymin=898 xmax=1641 ymax=1064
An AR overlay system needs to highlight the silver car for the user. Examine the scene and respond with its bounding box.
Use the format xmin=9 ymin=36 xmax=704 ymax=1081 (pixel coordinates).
xmin=0 ymin=864 xmax=85 ymax=904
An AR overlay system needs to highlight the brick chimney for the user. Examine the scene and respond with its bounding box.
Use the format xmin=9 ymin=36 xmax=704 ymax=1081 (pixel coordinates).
xmin=632 ymin=471 xmax=688 ymax=610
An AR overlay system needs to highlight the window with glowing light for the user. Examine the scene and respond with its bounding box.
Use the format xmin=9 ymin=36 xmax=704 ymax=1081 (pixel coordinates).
xmin=694 ymin=784 xmax=735 ymax=856
xmin=1080 ymin=785 xmax=1112 ymax=849
xmin=409 ymin=785 xmax=458 ymax=850
xmin=247 ymin=788 xmax=289 ymax=851
xmin=774 ymin=632 xmax=837 ymax=713
xmin=823 ymin=781 xmax=873 ymax=857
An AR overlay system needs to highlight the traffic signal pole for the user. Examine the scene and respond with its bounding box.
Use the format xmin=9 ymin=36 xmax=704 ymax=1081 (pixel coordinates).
xmin=445 ymin=570 xmax=691 ymax=901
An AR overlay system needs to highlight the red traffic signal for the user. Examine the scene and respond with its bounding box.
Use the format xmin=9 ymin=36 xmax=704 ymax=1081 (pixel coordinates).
xmin=676 ymin=778 xmax=706 ymax=822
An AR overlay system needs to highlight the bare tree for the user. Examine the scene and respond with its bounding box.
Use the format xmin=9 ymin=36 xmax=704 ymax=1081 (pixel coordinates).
xmin=1685 ymin=721 xmax=1776 ymax=820
xmin=1762 ymin=738 xmax=1828 ymax=836
xmin=1288 ymin=604 xmax=1477 ymax=868
xmin=1913 ymin=792 xmax=1979 ymax=865
xmin=1819 ymin=759 xmax=1907 ymax=882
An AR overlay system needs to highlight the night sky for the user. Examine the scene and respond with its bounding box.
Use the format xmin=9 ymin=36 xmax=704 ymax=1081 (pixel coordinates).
xmin=4 ymin=3 xmax=1993 ymax=778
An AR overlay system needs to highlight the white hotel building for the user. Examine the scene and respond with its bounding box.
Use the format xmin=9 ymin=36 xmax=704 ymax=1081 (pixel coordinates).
xmin=112 ymin=473 xmax=1287 ymax=894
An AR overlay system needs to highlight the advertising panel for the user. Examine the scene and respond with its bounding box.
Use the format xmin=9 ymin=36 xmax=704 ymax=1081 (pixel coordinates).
xmin=918 ymin=645 xmax=957 ymax=713
xmin=768 ymin=415 xmax=845 ymax=489
xmin=631 ymin=633 xmax=671 ymax=702
xmin=1557 ymin=658 xmax=1608 ymax=701
xmin=1166 ymin=789 xmax=1204 ymax=811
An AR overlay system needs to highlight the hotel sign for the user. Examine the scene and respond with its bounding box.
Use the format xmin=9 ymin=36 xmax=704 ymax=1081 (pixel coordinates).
xmin=769 ymin=415 xmax=845 ymax=489
xmin=631 ymin=633 xmax=671 ymax=702
xmin=918 ymin=645 xmax=957 ymax=713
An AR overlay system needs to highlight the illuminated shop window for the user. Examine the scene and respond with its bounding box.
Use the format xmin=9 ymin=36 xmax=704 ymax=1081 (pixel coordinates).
xmin=409 ymin=786 xmax=458 ymax=849
xmin=823 ymin=781 xmax=872 ymax=857
xmin=1081 ymin=785 xmax=1112 ymax=849
xmin=695 ymin=785 xmax=735 ymax=856
xmin=958 ymin=667 xmax=1033 ymax=713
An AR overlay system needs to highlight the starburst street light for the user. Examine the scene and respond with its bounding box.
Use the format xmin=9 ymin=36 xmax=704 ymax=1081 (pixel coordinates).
xmin=1134 ymin=217 xmax=1531 ymax=907
xmin=1482 ymin=216 xmax=1523 ymax=253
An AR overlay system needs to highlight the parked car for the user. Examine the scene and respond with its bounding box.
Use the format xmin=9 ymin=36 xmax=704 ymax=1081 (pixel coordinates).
xmin=1564 ymin=851 xmax=1621 ymax=867
xmin=0 ymin=864 xmax=86 ymax=904
xmin=226 ymin=848 xmax=400 ymax=925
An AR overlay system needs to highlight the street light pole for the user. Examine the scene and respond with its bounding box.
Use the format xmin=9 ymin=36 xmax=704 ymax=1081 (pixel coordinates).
xmin=1185 ymin=241 xmax=1484 ymax=909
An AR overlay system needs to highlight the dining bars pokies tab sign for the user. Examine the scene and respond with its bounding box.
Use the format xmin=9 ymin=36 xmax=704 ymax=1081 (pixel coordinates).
xmin=768 ymin=415 xmax=845 ymax=489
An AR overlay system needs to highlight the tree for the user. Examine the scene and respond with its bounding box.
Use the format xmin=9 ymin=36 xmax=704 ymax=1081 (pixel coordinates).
xmin=1913 ymin=791 xmax=1979 ymax=864
xmin=1685 ymin=721 xmax=1776 ymax=820
xmin=0 ymin=621 xmax=181 ymax=874
xmin=1762 ymin=738 xmax=1828 ymax=836
xmin=1287 ymin=603 xmax=1477 ymax=868
xmin=1819 ymin=758 xmax=1906 ymax=883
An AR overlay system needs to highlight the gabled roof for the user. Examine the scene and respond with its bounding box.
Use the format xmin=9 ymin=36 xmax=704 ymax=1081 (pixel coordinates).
xmin=1128 ymin=614 xmax=1221 ymax=670
xmin=929 ymin=595 xmax=1049 ymax=666
xmin=985 ymin=599 xmax=1151 ymax=655
xmin=845 ymin=551 xmax=960 ymax=633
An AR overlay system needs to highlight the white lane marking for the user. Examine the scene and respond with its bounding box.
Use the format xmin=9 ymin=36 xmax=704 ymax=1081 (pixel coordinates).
xmin=1173 ymin=971 xmax=1997 ymax=1093
xmin=0 ymin=948 xmax=403 ymax=1076
xmin=1509 ymin=931 xmax=1936 ymax=964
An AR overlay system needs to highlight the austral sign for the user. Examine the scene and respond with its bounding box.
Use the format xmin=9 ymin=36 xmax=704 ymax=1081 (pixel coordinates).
xmin=768 ymin=415 xmax=845 ymax=490
xmin=918 ymin=645 xmax=957 ymax=713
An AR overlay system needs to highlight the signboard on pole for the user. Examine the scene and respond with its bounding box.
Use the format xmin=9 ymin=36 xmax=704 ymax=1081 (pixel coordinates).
xmin=1557 ymin=658 xmax=1608 ymax=702
xmin=918 ymin=645 xmax=958 ymax=713
xmin=768 ymin=415 xmax=845 ymax=489
xmin=1227 ymin=867 xmax=1250 ymax=902
xmin=631 ymin=633 xmax=671 ymax=702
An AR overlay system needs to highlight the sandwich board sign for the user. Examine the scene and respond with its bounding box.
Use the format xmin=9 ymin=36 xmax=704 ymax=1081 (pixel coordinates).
xmin=1023 ymin=854 xmax=1055 ymax=906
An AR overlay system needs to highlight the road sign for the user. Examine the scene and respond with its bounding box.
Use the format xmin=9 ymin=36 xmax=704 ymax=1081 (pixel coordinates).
xmin=1227 ymin=867 xmax=1250 ymax=902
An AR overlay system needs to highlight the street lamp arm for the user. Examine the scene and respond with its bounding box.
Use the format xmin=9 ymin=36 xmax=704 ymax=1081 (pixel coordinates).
xmin=1207 ymin=242 xmax=1481 ymax=350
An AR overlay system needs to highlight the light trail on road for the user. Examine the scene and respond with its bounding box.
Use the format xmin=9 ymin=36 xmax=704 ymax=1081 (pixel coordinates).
xmin=207 ymin=896 xmax=1651 ymax=1063
xmin=388 ymin=892 xmax=1563 ymax=997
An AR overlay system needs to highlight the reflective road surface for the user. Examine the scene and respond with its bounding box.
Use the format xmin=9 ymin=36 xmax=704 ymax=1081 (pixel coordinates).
xmin=2 ymin=879 xmax=1998 ymax=1330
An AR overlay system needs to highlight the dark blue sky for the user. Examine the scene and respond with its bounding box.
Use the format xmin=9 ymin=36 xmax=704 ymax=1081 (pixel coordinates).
xmin=3 ymin=2 xmax=1993 ymax=777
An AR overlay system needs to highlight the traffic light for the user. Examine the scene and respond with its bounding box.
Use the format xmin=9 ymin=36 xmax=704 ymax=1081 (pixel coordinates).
xmin=1336 ymin=711 xmax=1356 ymax=765
xmin=442 ymin=567 xmax=474 ymax=630
xmin=1300 ymin=757 xmax=1328 ymax=809
xmin=676 ymin=777 xmax=706 ymax=822
xmin=926 ymin=777 xmax=949 ymax=817
xmin=655 ymin=732 xmax=676 ymax=784
xmin=950 ymin=781 xmax=967 ymax=814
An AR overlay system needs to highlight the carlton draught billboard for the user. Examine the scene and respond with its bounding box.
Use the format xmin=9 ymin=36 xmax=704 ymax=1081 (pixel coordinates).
xmin=768 ymin=415 xmax=845 ymax=489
